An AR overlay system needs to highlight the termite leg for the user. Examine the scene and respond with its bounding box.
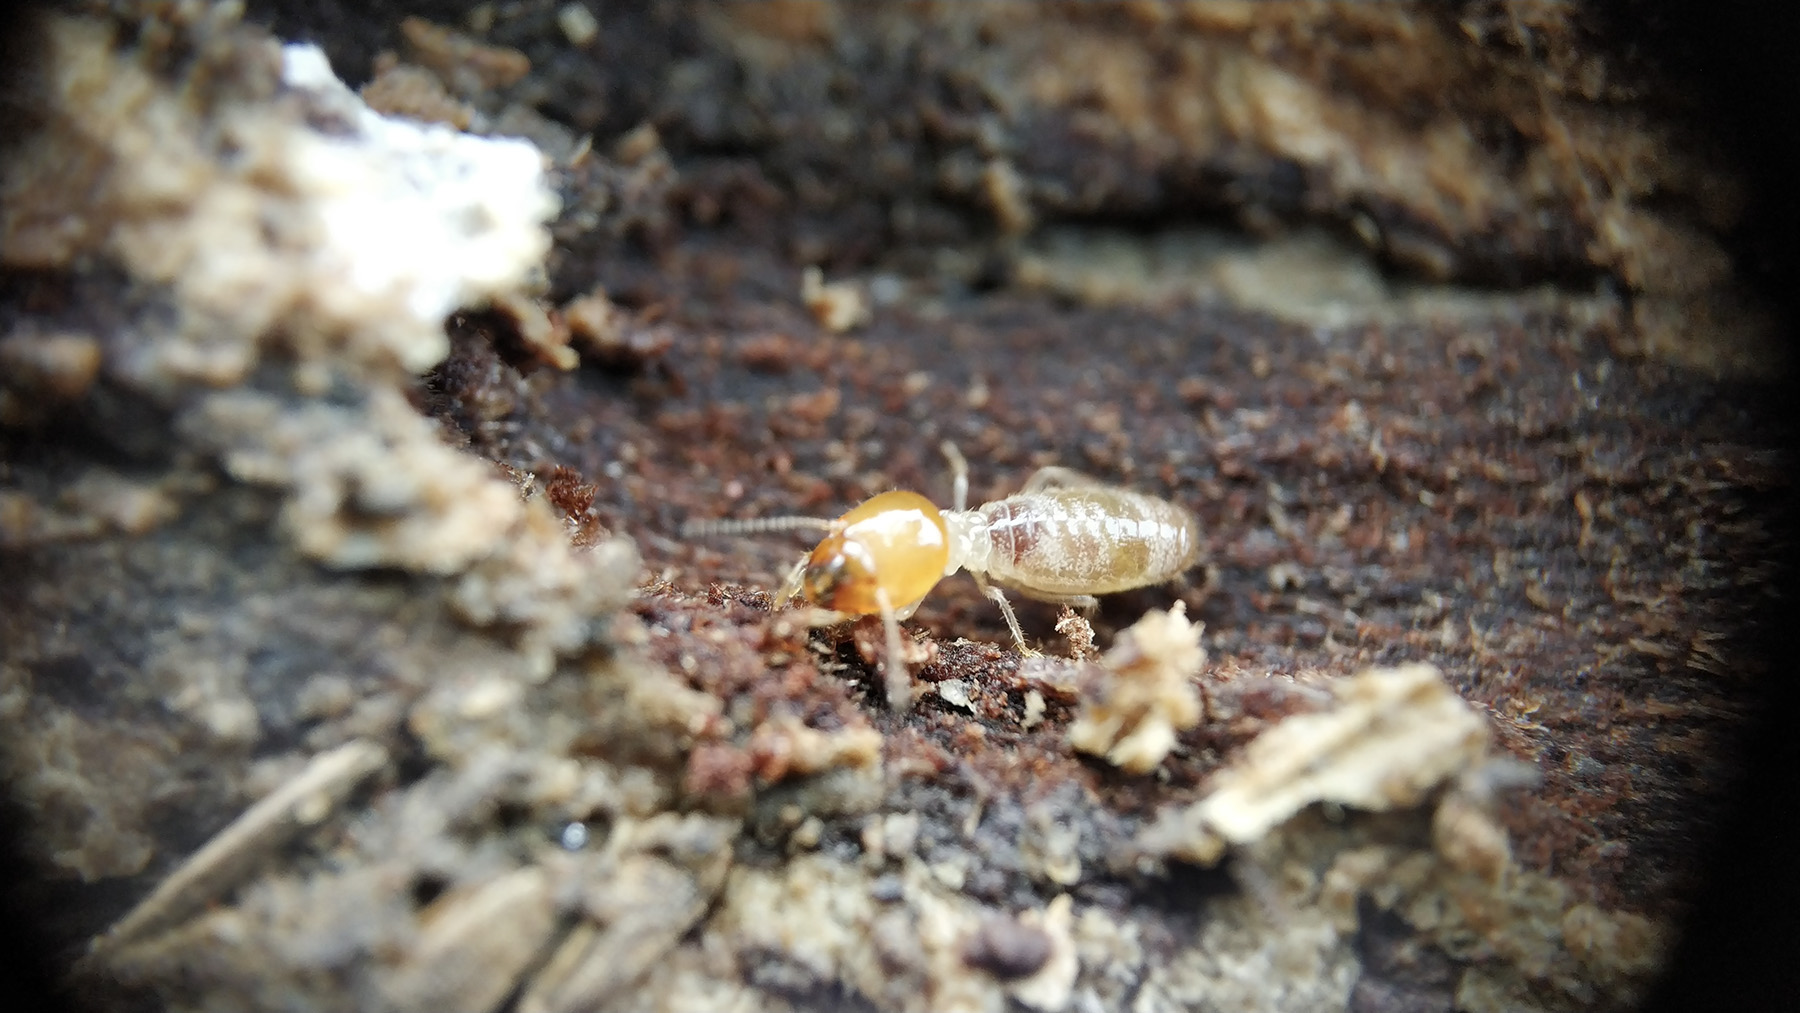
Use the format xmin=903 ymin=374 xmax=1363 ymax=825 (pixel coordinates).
xmin=1020 ymin=465 xmax=1105 ymax=494
xmin=975 ymin=575 xmax=1039 ymax=657
xmin=940 ymin=440 xmax=969 ymax=513
xmin=875 ymin=586 xmax=912 ymax=711
xmin=773 ymin=553 xmax=808 ymax=608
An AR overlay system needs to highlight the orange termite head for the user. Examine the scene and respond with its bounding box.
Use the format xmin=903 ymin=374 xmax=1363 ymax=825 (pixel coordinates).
xmin=686 ymin=491 xmax=952 ymax=617
xmin=801 ymin=490 xmax=950 ymax=615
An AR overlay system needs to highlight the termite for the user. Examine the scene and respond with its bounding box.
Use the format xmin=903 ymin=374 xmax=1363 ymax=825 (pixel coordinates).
xmin=683 ymin=444 xmax=1201 ymax=711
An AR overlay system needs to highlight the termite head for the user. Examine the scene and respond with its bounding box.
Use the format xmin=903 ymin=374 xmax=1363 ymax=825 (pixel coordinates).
xmin=686 ymin=486 xmax=957 ymax=714
xmin=800 ymin=491 xmax=951 ymax=615
xmin=688 ymin=490 xmax=951 ymax=617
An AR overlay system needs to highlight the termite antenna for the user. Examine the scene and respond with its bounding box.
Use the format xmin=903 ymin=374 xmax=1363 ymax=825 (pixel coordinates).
xmin=682 ymin=515 xmax=837 ymax=539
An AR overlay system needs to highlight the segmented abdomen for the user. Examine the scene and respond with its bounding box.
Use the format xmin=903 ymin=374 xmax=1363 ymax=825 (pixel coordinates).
xmin=979 ymin=487 xmax=1199 ymax=596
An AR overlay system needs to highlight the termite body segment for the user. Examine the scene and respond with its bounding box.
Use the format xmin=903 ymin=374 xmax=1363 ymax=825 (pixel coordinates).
xmin=689 ymin=450 xmax=1201 ymax=712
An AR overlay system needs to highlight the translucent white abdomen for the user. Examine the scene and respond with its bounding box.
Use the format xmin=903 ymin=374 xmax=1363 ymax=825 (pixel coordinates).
xmin=969 ymin=487 xmax=1199 ymax=596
